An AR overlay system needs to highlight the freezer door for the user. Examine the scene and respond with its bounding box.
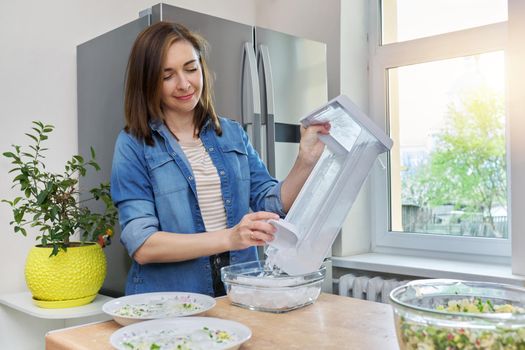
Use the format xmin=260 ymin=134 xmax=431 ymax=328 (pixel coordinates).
xmin=256 ymin=27 xmax=328 ymax=180
xmin=152 ymin=4 xmax=253 ymax=123
xmin=77 ymin=16 xmax=150 ymax=296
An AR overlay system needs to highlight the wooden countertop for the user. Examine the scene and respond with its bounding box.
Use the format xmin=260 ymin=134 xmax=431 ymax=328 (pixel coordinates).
xmin=45 ymin=293 xmax=399 ymax=349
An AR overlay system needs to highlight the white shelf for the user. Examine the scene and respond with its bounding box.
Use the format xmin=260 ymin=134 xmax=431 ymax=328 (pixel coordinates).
xmin=332 ymin=253 xmax=525 ymax=286
xmin=0 ymin=292 xmax=113 ymax=319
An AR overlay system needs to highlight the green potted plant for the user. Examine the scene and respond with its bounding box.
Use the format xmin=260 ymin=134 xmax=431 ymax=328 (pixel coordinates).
xmin=2 ymin=121 xmax=118 ymax=308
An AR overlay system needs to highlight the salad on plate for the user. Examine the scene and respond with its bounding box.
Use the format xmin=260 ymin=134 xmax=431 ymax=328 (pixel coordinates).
xmin=103 ymin=292 xmax=216 ymax=326
xmin=110 ymin=317 xmax=251 ymax=350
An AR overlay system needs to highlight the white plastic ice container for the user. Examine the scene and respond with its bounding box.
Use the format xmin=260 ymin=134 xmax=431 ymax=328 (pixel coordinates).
xmin=266 ymin=94 xmax=393 ymax=275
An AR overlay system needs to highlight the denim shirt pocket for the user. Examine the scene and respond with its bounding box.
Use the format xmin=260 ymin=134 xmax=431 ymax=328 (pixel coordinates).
xmin=145 ymin=152 xmax=188 ymax=196
xmin=219 ymin=142 xmax=250 ymax=181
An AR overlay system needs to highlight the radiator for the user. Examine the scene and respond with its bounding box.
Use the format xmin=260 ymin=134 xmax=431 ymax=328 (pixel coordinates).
xmin=338 ymin=274 xmax=410 ymax=304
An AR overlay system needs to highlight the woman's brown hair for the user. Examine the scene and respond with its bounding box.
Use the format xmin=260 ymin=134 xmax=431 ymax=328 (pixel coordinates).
xmin=124 ymin=21 xmax=221 ymax=145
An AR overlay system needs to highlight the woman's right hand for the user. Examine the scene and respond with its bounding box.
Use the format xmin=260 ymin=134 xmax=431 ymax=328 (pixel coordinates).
xmin=228 ymin=211 xmax=280 ymax=250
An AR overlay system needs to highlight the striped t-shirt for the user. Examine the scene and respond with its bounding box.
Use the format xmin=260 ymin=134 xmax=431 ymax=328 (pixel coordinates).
xmin=179 ymin=138 xmax=227 ymax=232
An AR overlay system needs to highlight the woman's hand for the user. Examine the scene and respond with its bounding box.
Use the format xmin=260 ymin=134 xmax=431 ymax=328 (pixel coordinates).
xmin=228 ymin=211 xmax=280 ymax=250
xmin=298 ymin=122 xmax=331 ymax=166
xmin=279 ymin=122 xmax=330 ymax=213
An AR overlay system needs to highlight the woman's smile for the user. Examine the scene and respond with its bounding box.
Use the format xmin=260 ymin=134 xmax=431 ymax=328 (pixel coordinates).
xmin=175 ymin=92 xmax=194 ymax=100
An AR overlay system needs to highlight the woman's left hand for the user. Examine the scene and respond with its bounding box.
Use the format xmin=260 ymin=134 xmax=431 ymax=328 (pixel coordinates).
xmin=298 ymin=122 xmax=331 ymax=166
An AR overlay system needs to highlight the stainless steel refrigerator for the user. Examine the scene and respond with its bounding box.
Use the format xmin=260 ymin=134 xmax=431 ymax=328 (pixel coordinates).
xmin=77 ymin=3 xmax=328 ymax=296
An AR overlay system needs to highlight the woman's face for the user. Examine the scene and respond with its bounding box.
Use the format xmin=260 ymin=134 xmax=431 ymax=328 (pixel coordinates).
xmin=160 ymin=40 xmax=203 ymax=119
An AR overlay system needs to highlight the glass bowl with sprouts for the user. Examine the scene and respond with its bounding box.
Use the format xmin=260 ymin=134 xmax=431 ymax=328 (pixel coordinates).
xmin=389 ymin=279 xmax=525 ymax=349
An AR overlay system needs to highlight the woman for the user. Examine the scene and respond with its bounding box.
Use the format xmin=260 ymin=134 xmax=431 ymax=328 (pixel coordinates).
xmin=111 ymin=21 xmax=330 ymax=297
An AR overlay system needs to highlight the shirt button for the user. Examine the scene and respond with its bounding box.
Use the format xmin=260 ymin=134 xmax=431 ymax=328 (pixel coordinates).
xmin=219 ymin=170 xmax=225 ymax=176
xmin=188 ymin=176 xmax=193 ymax=181
xmin=209 ymin=147 xmax=214 ymax=152
xmin=226 ymin=199 xmax=231 ymax=204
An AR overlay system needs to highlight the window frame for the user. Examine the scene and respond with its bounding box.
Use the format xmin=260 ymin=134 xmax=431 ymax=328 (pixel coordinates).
xmin=369 ymin=0 xmax=512 ymax=263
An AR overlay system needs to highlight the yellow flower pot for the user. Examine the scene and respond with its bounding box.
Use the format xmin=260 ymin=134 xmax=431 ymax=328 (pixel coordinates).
xmin=25 ymin=243 xmax=106 ymax=308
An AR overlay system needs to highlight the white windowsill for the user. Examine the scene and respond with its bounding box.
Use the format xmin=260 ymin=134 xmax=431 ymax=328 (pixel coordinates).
xmin=331 ymin=253 xmax=525 ymax=286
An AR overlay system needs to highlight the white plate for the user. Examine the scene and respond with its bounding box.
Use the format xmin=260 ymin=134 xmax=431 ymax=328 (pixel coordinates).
xmin=102 ymin=292 xmax=216 ymax=326
xmin=110 ymin=316 xmax=251 ymax=350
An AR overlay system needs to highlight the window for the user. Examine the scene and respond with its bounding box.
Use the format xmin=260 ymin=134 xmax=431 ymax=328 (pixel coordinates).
xmin=390 ymin=52 xmax=507 ymax=239
xmin=370 ymin=0 xmax=512 ymax=262
xmin=381 ymin=0 xmax=507 ymax=44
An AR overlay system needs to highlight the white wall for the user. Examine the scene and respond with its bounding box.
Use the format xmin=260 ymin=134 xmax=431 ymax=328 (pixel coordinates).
xmin=333 ymin=0 xmax=372 ymax=256
xmin=255 ymin=0 xmax=341 ymax=99
xmin=509 ymin=0 xmax=525 ymax=275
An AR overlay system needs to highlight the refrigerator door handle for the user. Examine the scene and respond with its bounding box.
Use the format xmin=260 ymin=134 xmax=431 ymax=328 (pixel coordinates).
xmin=241 ymin=42 xmax=262 ymax=154
xmin=258 ymin=44 xmax=276 ymax=177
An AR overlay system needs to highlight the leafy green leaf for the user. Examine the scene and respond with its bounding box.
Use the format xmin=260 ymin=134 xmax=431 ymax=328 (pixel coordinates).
xmin=25 ymin=133 xmax=39 ymax=143
xmin=88 ymin=161 xmax=101 ymax=171
xmin=14 ymin=174 xmax=26 ymax=182
xmin=50 ymin=245 xmax=59 ymax=257
xmin=3 ymin=152 xmax=16 ymax=158
xmin=14 ymin=209 xmax=24 ymax=223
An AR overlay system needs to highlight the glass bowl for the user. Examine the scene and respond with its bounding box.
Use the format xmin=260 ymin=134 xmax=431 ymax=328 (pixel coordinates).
xmin=220 ymin=260 xmax=325 ymax=313
xmin=389 ymin=279 xmax=525 ymax=349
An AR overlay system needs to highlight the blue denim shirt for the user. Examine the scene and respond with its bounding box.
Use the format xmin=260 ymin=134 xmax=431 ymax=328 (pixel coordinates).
xmin=110 ymin=117 xmax=285 ymax=296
